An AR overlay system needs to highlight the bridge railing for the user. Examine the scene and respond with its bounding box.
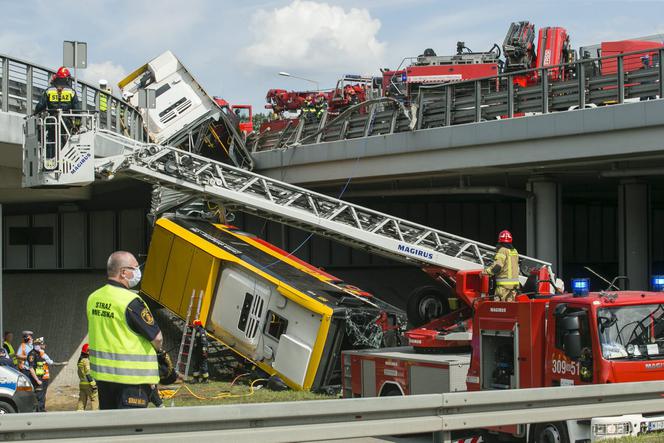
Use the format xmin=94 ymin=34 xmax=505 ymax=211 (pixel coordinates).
xmin=0 ymin=53 xmax=145 ymax=141
xmin=253 ymin=47 xmax=664 ymax=152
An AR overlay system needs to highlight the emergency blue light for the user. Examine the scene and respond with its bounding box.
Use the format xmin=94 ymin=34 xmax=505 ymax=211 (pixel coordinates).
xmin=651 ymin=275 xmax=664 ymax=291
xmin=571 ymin=278 xmax=590 ymax=297
xmin=401 ymin=73 xmax=407 ymax=82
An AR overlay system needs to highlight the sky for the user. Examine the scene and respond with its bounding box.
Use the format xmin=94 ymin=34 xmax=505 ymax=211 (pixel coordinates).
xmin=1 ymin=0 xmax=663 ymax=111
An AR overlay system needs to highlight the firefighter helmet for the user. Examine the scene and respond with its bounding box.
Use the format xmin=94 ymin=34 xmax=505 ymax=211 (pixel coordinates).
xmin=193 ymin=319 xmax=203 ymax=326
xmin=55 ymin=66 xmax=71 ymax=80
xmin=498 ymin=230 xmax=513 ymax=244
xmin=82 ymin=343 xmax=89 ymax=354
xmin=33 ymin=337 xmax=44 ymax=345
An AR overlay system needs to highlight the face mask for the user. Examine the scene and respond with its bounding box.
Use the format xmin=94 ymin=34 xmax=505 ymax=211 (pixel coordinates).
xmin=33 ymin=345 xmax=41 ymax=351
xmin=126 ymin=267 xmax=142 ymax=288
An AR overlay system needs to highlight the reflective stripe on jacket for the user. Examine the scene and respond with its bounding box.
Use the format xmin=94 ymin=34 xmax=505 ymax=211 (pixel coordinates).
xmin=486 ymin=246 xmax=520 ymax=287
xmin=87 ymin=284 xmax=158 ymax=384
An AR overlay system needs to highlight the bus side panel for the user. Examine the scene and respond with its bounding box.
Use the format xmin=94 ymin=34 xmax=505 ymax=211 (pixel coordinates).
xmin=141 ymin=225 xmax=174 ymax=302
xmin=181 ymin=248 xmax=220 ymax=323
xmin=160 ymin=237 xmax=195 ymax=316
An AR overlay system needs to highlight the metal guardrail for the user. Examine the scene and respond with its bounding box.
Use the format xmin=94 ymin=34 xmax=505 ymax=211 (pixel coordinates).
xmin=254 ymin=47 xmax=664 ymax=152
xmin=0 ymin=53 xmax=145 ymax=141
xmin=2 ymin=381 xmax=664 ymax=442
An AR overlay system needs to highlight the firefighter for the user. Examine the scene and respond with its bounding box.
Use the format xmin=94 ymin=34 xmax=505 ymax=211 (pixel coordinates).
xmin=34 ymin=67 xmax=80 ymax=114
xmin=77 ymin=343 xmax=99 ymax=411
xmin=86 ymin=251 xmax=163 ymax=410
xmin=3 ymin=331 xmax=16 ymax=366
xmin=34 ymin=67 xmax=80 ymax=169
xmin=16 ymin=330 xmax=33 ymax=378
xmin=190 ymin=319 xmax=209 ymax=384
xmin=27 ymin=337 xmax=56 ymax=412
xmin=314 ymin=93 xmax=327 ymax=120
xmin=301 ymin=95 xmax=317 ymax=123
xmin=483 ymin=230 xmax=520 ymax=302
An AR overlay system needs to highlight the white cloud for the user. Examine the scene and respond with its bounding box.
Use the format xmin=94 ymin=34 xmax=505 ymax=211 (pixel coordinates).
xmin=244 ymin=0 xmax=386 ymax=73
xmin=80 ymin=61 xmax=127 ymax=93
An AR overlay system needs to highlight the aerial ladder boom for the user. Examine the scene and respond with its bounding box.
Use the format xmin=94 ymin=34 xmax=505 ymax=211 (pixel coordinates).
xmin=23 ymin=113 xmax=550 ymax=280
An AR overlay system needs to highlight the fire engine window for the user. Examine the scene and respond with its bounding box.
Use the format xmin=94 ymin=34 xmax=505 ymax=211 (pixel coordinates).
xmin=265 ymin=310 xmax=288 ymax=340
xmin=555 ymin=308 xmax=591 ymax=357
xmin=237 ymin=292 xmax=253 ymax=332
xmin=233 ymin=107 xmax=250 ymax=123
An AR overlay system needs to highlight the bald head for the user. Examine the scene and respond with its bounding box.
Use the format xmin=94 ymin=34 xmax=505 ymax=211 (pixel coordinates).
xmin=107 ymin=251 xmax=138 ymax=279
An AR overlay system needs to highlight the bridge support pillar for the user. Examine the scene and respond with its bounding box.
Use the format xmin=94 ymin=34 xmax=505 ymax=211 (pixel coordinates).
xmin=526 ymin=177 xmax=562 ymax=274
xmin=618 ymin=180 xmax=650 ymax=290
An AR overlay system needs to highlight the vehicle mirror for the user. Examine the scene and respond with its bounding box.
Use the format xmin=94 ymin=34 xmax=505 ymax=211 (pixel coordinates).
xmin=564 ymin=331 xmax=582 ymax=359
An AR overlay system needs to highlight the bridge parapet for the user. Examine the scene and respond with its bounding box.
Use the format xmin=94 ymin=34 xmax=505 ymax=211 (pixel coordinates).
xmin=0 ymin=53 xmax=144 ymax=141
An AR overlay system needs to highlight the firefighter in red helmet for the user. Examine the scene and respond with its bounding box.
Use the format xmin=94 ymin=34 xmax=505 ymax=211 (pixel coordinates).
xmin=34 ymin=66 xmax=81 ymax=170
xmin=483 ymin=230 xmax=520 ymax=301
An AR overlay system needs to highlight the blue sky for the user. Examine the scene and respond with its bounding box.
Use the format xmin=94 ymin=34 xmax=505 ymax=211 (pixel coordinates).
xmin=1 ymin=0 xmax=663 ymax=110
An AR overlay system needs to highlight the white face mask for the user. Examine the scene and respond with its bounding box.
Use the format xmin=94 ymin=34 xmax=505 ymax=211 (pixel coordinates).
xmin=126 ymin=267 xmax=142 ymax=288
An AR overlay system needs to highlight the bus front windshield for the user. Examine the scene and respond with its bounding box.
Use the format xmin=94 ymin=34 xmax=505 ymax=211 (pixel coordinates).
xmin=597 ymin=304 xmax=664 ymax=360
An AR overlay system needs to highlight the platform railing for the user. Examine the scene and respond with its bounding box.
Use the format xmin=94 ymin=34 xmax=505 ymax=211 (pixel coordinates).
xmin=254 ymin=47 xmax=664 ymax=152
xmin=0 ymin=53 xmax=144 ymax=141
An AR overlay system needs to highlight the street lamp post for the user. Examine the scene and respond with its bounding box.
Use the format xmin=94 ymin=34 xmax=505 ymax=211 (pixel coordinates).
xmin=278 ymin=72 xmax=319 ymax=91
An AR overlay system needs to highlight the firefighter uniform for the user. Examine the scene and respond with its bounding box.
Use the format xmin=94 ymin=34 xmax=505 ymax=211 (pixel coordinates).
xmin=34 ymin=86 xmax=80 ymax=113
xmin=485 ymin=244 xmax=520 ymax=301
xmin=77 ymin=346 xmax=99 ymax=411
xmin=191 ymin=324 xmax=209 ymax=383
xmin=87 ymin=281 xmax=160 ymax=409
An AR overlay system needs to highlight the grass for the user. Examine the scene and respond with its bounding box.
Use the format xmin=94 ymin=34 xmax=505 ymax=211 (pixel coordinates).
xmin=160 ymin=380 xmax=335 ymax=407
xmin=613 ymin=435 xmax=664 ymax=442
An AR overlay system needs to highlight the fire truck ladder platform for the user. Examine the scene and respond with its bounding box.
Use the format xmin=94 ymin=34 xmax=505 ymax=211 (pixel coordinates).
xmin=24 ymin=118 xmax=550 ymax=276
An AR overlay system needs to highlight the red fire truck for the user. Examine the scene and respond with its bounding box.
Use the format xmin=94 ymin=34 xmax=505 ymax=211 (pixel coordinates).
xmin=343 ymin=270 xmax=664 ymax=442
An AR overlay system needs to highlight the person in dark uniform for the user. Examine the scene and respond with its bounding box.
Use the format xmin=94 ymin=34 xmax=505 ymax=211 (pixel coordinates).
xmin=27 ymin=337 xmax=64 ymax=412
xmin=190 ymin=319 xmax=209 ymax=383
xmin=34 ymin=66 xmax=81 ymax=169
xmin=87 ymin=251 xmax=164 ymax=410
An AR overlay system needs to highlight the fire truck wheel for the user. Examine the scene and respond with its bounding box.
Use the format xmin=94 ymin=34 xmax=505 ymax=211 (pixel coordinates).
xmin=406 ymin=286 xmax=450 ymax=327
xmin=531 ymin=422 xmax=568 ymax=443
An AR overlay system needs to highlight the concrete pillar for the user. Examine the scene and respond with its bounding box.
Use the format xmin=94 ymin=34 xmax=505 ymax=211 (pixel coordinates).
xmin=618 ymin=180 xmax=650 ymax=290
xmin=526 ymin=177 xmax=562 ymax=274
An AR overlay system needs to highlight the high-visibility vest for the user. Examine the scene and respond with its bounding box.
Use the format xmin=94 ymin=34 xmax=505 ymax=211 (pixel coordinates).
xmin=99 ymin=93 xmax=108 ymax=112
xmin=87 ymin=284 xmax=158 ymax=384
xmin=33 ymin=350 xmax=50 ymax=380
xmin=4 ymin=341 xmax=16 ymax=366
xmin=46 ymin=87 xmax=75 ymax=109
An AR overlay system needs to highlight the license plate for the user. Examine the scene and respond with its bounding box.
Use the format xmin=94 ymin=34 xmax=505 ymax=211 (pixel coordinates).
xmin=648 ymin=420 xmax=664 ymax=432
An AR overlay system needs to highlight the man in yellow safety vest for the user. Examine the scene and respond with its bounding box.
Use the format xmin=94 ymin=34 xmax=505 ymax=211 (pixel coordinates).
xmin=483 ymin=230 xmax=520 ymax=302
xmin=87 ymin=251 xmax=163 ymax=409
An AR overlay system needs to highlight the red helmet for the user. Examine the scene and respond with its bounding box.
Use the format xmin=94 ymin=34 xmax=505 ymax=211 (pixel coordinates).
xmin=55 ymin=66 xmax=71 ymax=80
xmin=498 ymin=230 xmax=513 ymax=243
xmin=82 ymin=343 xmax=89 ymax=354
xmin=193 ymin=319 xmax=203 ymax=327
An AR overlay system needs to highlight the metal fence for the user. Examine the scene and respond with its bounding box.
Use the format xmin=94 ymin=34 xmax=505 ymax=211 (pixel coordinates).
xmin=0 ymin=53 xmax=144 ymax=141
xmin=254 ymin=47 xmax=664 ymax=152
xmin=2 ymin=381 xmax=664 ymax=442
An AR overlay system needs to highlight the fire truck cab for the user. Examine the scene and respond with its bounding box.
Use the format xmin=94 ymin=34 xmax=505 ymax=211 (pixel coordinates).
xmin=462 ymin=270 xmax=664 ymax=441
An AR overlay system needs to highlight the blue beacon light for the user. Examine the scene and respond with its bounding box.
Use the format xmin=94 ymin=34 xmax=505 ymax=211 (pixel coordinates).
xmin=651 ymin=275 xmax=664 ymax=292
xmin=571 ymin=278 xmax=590 ymax=297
